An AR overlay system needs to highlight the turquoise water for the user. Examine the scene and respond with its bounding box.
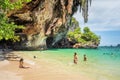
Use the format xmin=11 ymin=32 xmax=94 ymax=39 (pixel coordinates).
xmin=23 ymin=47 xmax=120 ymax=80
xmin=40 ymin=47 xmax=120 ymax=80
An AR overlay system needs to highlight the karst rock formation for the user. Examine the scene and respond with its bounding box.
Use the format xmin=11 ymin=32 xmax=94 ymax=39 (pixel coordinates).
xmin=9 ymin=0 xmax=91 ymax=50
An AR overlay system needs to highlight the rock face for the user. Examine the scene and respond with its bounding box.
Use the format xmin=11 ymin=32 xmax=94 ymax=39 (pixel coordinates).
xmin=52 ymin=38 xmax=98 ymax=49
xmin=9 ymin=0 xmax=91 ymax=50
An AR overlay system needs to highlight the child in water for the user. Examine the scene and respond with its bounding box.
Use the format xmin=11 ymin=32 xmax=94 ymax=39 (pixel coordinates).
xmin=74 ymin=52 xmax=78 ymax=64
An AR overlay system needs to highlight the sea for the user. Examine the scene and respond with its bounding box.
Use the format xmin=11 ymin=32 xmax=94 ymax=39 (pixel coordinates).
xmin=22 ymin=46 xmax=120 ymax=80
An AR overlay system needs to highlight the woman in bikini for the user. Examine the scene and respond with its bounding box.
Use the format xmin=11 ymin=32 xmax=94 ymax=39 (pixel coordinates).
xmin=73 ymin=52 xmax=78 ymax=64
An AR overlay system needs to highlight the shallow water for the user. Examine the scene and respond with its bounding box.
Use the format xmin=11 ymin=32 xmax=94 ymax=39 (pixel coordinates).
xmin=22 ymin=47 xmax=120 ymax=80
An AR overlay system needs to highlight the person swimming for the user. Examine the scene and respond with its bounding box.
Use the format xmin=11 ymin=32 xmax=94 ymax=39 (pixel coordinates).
xmin=73 ymin=52 xmax=78 ymax=64
xmin=33 ymin=56 xmax=36 ymax=59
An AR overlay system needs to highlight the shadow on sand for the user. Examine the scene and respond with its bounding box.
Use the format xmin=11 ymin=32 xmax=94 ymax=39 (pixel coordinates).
xmin=0 ymin=49 xmax=20 ymax=61
xmin=19 ymin=66 xmax=30 ymax=69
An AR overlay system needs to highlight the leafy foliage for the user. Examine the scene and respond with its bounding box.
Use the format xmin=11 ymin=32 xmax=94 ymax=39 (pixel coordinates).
xmin=0 ymin=13 xmax=24 ymax=41
xmin=0 ymin=0 xmax=31 ymax=41
xmin=67 ymin=18 xmax=100 ymax=45
xmin=82 ymin=27 xmax=100 ymax=43
xmin=67 ymin=26 xmax=100 ymax=44
xmin=69 ymin=17 xmax=80 ymax=32
xmin=0 ymin=0 xmax=31 ymax=11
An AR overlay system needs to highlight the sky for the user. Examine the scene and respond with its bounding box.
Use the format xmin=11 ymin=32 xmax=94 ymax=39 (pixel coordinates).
xmin=73 ymin=0 xmax=120 ymax=46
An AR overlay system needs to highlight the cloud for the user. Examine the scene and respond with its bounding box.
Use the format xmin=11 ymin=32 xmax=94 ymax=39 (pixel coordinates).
xmin=73 ymin=0 xmax=120 ymax=31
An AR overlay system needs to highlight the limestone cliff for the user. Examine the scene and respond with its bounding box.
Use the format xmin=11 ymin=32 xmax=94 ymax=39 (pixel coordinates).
xmin=9 ymin=0 xmax=91 ymax=50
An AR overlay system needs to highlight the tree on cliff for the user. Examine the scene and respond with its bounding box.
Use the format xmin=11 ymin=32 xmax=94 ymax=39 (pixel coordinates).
xmin=67 ymin=26 xmax=100 ymax=46
xmin=0 ymin=0 xmax=26 ymax=41
xmin=0 ymin=0 xmax=92 ymax=50
xmin=82 ymin=27 xmax=100 ymax=45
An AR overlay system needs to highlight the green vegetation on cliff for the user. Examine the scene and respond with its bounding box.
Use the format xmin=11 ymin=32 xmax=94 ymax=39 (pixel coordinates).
xmin=67 ymin=17 xmax=100 ymax=46
xmin=0 ymin=0 xmax=30 ymax=41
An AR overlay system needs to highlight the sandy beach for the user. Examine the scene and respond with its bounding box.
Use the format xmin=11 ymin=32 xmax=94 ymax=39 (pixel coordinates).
xmin=0 ymin=51 xmax=91 ymax=80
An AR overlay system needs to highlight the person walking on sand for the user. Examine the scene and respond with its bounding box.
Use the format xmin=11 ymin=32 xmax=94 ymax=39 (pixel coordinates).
xmin=19 ymin=58 xmax=24 ymax=68
xmin=74 ymin=52 xmax=78 ymax=64
xmin=84 ymin=54 xmax=87 ymax=61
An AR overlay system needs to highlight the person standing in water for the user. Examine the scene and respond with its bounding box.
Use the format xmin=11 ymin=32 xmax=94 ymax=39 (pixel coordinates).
xmin=84 ymin=54 xmax=87 ymax=61
xmin=73 ymin=52 xmax=78 ymax=64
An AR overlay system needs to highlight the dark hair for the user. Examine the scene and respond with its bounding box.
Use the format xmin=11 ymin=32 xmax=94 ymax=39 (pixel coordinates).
xmin=34 ymin=56 xmax=36 ymax=58
xmin=20 ymin=58 xmax=23 ymax=62
xmin=74 ymin=52 xmax=77 ymax=55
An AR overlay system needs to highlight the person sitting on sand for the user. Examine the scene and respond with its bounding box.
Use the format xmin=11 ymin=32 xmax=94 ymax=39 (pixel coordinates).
xmin=83 ymin=54 xmax=87 ymax=61
xmin=73 ymin=52 xmax=78 ymax=64
xmin=19 ymin=58 xmax=24 ymax=68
